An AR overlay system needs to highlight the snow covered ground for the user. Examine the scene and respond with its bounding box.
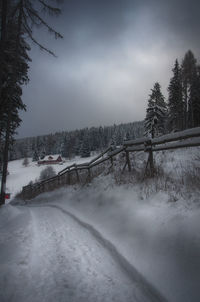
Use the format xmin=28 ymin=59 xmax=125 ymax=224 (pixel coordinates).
xmin=1 ymin=148 xmax=200 ymax=302
xmin=0 ymin=202 xmax=165 ymax=302
xmin=6 ymin=155 xmax=98 ymax=201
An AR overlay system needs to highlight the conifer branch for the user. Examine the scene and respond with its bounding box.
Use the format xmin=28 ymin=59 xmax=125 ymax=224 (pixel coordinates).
xmin=26 ymin=6 xmax=63 ymax=39
xmin=23 ymin=22 xmax=56 ymax=57
xmin=38 ymin=0 xmax=61 ymax=16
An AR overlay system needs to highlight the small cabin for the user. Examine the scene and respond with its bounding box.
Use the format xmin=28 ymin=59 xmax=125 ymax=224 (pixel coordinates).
xmin=38 ymin=155 xmax=63 ymax=165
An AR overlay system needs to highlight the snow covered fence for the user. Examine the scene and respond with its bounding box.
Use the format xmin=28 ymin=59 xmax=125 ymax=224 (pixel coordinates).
xmin=21 ymin=127 xmax=200 ymax=200
xmin=21 ymin=147 xmax=114 ymax=200
xmin=123 ymin=126 xmax=200 ymax=176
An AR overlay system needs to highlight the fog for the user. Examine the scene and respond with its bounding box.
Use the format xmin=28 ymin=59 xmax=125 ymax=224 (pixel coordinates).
xmin=27 ymin=172 xmax=200 ymax=302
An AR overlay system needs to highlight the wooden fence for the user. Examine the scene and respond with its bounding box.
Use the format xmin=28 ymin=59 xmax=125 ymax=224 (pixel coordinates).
xmin=21 ymin=127 xmax=200 ymax=200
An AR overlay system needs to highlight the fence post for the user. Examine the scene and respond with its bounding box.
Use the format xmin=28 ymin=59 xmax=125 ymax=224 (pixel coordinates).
xmin=110 ymin=156 xmax=113 ymax=166
xmin=145 ymin=140 xmax=154 ymax=177
xmin=88 ymin=167 xmax=91 ymax=182
xmin=68 ymin=171 xmax=70 ymax=185
xmin=62 ymin=174 xmax=65 ymax=185
xmin=75 ymin=166 xmax=80 ymax=183
xmin=149 ymin=148 xmax=154 ymax=176
xmin=126 ymin=150 xmax=131 ymax=172
xmin=57 ymin=175 xmax=60 ymax=186
xmin=22 ymin=187 xmax=26 ymax=200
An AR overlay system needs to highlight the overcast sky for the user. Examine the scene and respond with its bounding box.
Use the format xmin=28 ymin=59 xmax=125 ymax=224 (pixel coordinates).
xmin=18 ymin=0 xmax=200 ymax=138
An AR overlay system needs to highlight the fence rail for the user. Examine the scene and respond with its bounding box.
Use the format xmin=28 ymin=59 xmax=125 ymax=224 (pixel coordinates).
xmin=21 ymin=126 xmax=200 ymax=200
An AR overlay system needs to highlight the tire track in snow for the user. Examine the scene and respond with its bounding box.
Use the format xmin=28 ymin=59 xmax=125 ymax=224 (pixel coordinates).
xmin=27 ymin=203 xmax=167 ymax=302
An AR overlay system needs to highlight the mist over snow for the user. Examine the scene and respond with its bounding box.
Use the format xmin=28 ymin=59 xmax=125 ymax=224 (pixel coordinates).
xmin=23 ymin=173 xmax=200 ymax=302
xmin=1 ymin=146 xmax=199 ymax=302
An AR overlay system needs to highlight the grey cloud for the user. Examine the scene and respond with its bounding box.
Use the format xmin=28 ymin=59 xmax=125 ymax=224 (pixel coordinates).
xmin=18 ymin=0 xmax=200 ymax=137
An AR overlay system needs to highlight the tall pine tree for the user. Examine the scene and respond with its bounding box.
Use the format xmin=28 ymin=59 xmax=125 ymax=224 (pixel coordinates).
xmin=0 ymin=3 xmax=30 ymax=205
xmin=181 ymin=50 xmax=197 ymax=129
xmin=189 ymin=65 xmax=200 ymax=127
xmin=145 ymin=82 xmax=167 ymax=138
xmin=167 ymin=59 xmax=183 ymax=131
xmin=0 ymin=0 xmax=63 ymax=205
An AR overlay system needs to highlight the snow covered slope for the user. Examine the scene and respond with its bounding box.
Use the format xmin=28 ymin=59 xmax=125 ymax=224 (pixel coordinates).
xmin=1 ymin=147 xmax=200 ymax=302
xmin=21 ymin=169 xmax=200 ymax=302
xmin=6 ymin=155 xmax=97 ymax=201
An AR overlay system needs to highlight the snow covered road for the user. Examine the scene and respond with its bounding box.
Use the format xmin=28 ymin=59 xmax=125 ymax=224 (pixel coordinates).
xmin=0 ymin=204 xmax=166 ymax=302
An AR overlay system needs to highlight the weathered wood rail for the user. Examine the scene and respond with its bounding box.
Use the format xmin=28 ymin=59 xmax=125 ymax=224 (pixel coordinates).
xmin=21 ymin=127 xmax=200 ymax=200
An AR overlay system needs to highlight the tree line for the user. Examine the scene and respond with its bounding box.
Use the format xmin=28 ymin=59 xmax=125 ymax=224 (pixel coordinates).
xmin=10 ymin=121 xmax=144 ymax=161
xmin=145 ymin=50 xmax=200 ymax=138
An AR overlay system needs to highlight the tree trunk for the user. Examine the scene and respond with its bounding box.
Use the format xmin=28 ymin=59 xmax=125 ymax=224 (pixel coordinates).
xmin=0 ymin=0 xmax=23 ymax=205
xmin=0 ymin=112 xmax=11 ymax=205
xmin=0 ymin=0 xmax=8 ymax=111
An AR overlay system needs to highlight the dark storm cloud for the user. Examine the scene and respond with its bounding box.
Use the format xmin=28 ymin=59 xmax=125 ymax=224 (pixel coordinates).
xmin=18 ymin=0 xmax=200 ymax=137
xmin=151 ymin=0 xmax=200 ymax=49
xmin=61 ymin=0 xmax=200 ymax=47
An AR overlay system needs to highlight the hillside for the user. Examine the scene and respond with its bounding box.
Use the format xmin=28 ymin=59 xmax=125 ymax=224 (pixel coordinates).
xmin=5 ymin=145 xmax=200 ymax=302
xmin=6 ymin=154 xmax=99 ymax=200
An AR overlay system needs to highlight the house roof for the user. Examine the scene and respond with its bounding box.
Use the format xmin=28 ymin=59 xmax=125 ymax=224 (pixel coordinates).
xmin=41 ymin=154 xmax=62 ymax=161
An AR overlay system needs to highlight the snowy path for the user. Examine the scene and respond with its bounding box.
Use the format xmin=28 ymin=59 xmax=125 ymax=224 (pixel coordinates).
xmin=0 ymin=204 xmax=166 ymax=302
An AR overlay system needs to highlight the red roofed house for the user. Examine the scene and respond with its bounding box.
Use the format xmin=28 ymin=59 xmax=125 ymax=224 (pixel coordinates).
xmin=38 ymin=155 xmax=63 ymax=165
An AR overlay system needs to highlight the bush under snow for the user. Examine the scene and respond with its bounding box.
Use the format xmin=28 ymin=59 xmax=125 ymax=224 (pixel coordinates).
xmin=39 ymin=166 xmax=56 ymax=181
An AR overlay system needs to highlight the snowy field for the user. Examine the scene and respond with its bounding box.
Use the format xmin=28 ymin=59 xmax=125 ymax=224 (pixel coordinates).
xmin=6 ymin=155 xmax=98 ymax=200
xmin=1 ymin=148 xmax=200 ymax=302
